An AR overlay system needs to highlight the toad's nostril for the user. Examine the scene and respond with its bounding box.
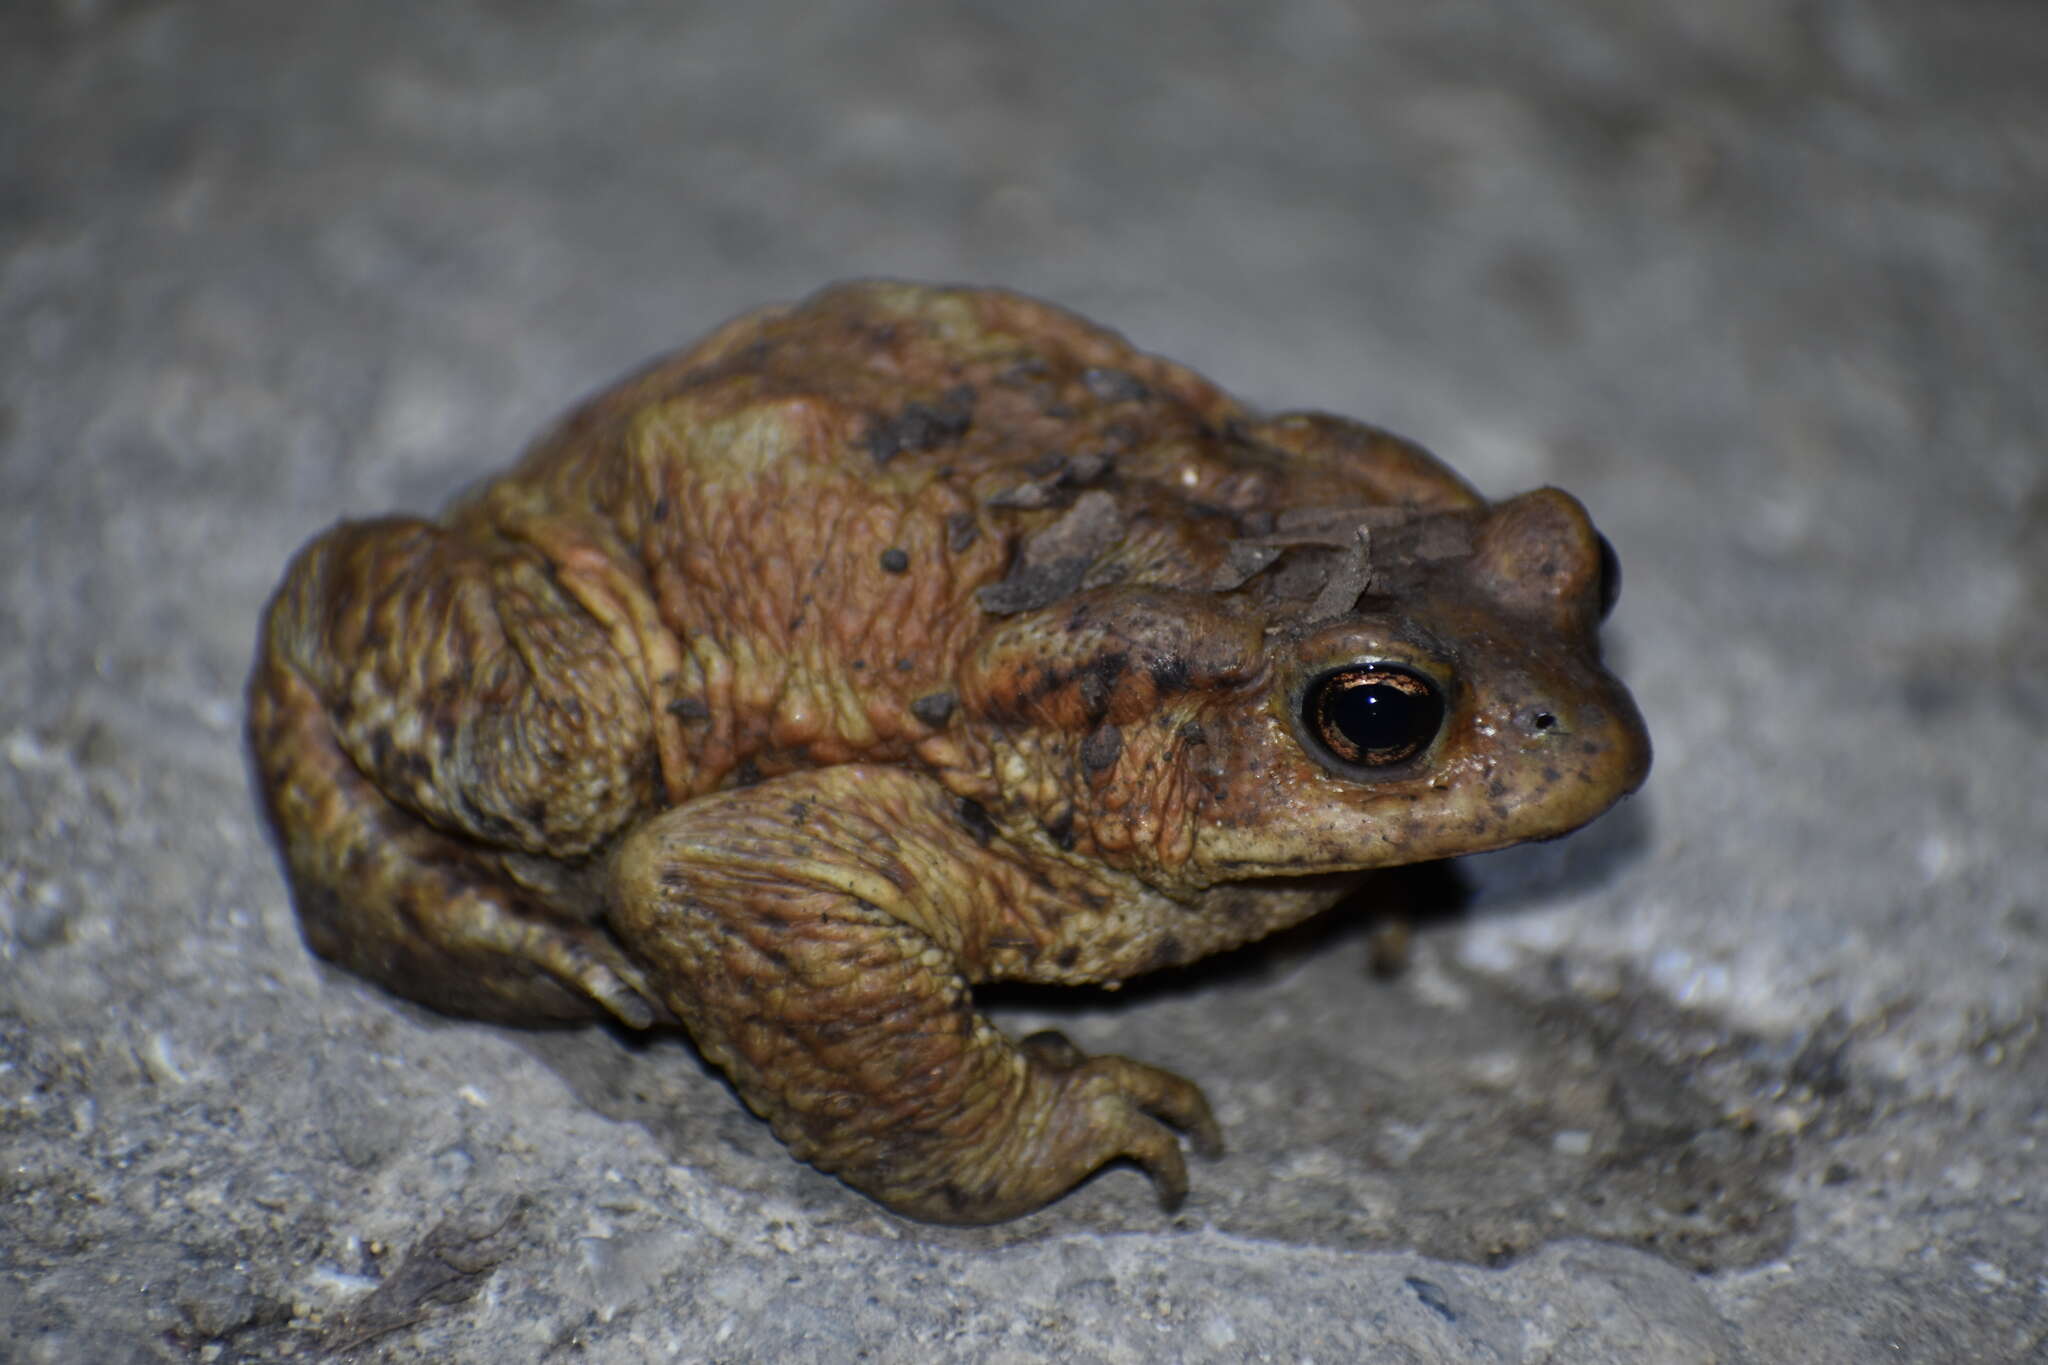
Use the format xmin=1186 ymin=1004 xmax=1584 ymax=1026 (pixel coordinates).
xmin=1532 ymin=711 xmax=1558 ymax=732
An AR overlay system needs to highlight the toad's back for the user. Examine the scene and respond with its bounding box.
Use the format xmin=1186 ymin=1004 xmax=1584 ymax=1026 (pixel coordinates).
xmin=418 ymin=282 xmax=1481 ymax=804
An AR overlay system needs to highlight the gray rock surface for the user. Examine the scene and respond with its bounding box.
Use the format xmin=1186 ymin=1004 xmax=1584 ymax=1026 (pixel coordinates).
xmin=4 ymin=1 xmax=2044 ymax=1360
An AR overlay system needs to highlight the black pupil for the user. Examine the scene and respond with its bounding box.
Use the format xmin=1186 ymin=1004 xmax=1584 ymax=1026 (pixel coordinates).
xmin=1310 ymin=666 xmax=1443 ymax=767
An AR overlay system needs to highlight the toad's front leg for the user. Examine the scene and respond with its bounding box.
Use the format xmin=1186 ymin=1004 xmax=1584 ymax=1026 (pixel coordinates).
xmin=606 ymin=766 xmax=1221 ymax=1224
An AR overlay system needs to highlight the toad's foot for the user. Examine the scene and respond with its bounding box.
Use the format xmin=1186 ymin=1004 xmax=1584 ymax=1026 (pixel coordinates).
xmin=1015 ymin=1029 xmax=1225 ymax=1212
xmin=606 ymin=766 xmax=1223 ymax=1223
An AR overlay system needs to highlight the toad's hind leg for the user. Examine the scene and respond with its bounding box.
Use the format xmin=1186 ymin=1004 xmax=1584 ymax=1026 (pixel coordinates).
xmin=606 ymin=766 xmax=1223 ymax=1223
xmin=250 ymin=648 xmax=658 ymax=1026
xmin=248 ymin=519 xmax=660 ymax=1027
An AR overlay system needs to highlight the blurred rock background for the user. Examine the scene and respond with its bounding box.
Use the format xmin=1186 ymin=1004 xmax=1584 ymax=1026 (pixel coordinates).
xmin=4 ymin=1 xmax=2044 ymax=1360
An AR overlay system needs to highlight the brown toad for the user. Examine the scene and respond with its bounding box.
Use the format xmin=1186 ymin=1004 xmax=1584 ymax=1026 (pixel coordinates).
xmin=249 ymin=282 xmax=1649 ymax=1223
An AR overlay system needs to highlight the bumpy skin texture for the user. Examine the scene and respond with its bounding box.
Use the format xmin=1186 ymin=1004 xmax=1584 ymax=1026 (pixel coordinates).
xmin=249 ymin=282 xmax=1650 ymax=1223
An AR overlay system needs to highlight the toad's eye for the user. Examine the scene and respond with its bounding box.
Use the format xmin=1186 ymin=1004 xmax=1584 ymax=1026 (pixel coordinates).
xmin=1303 ymin=664 xmax=1444 ymax=768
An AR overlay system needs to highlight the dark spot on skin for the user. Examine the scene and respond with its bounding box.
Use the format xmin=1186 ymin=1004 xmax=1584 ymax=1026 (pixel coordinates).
xmin=1043 ymin=811 xmax=1075 ymax=850
xmin=947 ymin=512 xmax=980 ymax=552
xmin=954 ymin=798 xmax=998 ymax=846
xmin=910 ymin=691 xmax=957 ymax=727
xmin=863 ymin=424 xmax=901 ymax=465
xmin=982 ymin=490 xmax=1123 ymax=610
xmin=862 ymin=387 xmax=975 ymax=464
xmin=975 ymin=558 xmax=1089 ymax=614
xmin=1078 ymin=670 xmax=1110 ymax=719
xmin=667 ymin=697 xmax=710 ymax=720
xmin=1081 ymin=724 xmax=1123 ymax=773
xmin=851 ymin=659 xmax=866 ymax=671
xmin=1077 ymin=651 xmax=1128 ymax=721
xmin=1081 ymin=367 xmax=1150 ymax=403
xmin=895 ymin=657 xmax=915 ymax=672
xmin=1149 ymin=655 xmax=1190 ymax=692
xmin=1542 ymin=767 xmax=1561 ymax=784
xmin=733 ymin=758 xmax=763 ymax=788
xmin=1079 ymin=891 xmax=1108 ymax=911
xmin=1142 ymin=935 xmax=1185 ymax=974
xmin=1487 ymin=780 xmax=1508 ymax=799
xmin=1213 ymin=890 xmax=1262 ymax=922
xmin=879 ymin=548 xmax=910 ymax=574
xmin=788 ymin=801 xmax=811 ymax=827
xmin=1056 ymin=946 xmax=1081 ymax=969
xmin=652 ymin=497 xmax=671 ymax=522
xmin=1093 ymin=649 xmax=1130 ymax=686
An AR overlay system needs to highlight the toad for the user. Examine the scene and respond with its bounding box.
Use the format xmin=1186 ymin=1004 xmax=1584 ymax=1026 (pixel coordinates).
xmin=249 ymin=282 xmax=1649 ymax=1223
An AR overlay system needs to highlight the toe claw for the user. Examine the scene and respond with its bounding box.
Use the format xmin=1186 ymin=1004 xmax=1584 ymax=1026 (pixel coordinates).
xmin=1152 ymin=1155 xmax=1191 ymax=1213
xmin=1047 ymin=1049 xmax=1223 ymax=1211
xmin=1123 ymin=1118 xmax=1191 ymax=1213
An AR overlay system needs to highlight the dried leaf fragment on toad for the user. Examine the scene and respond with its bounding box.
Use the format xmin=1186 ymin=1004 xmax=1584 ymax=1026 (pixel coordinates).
xmin=249 ymin=281 xmax=1649 ymax=1223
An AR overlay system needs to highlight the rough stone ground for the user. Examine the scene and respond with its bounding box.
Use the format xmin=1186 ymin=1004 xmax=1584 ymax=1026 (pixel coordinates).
xmin=4 ymin=1 xmax=2044 ymax=1360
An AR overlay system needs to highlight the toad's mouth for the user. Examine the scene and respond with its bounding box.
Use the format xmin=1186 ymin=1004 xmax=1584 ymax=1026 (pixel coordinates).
xmin=1203 ymin=793 xmax=1640 ymax=879
xmin=1193 ymin=714 xmax=1651 ymax=882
